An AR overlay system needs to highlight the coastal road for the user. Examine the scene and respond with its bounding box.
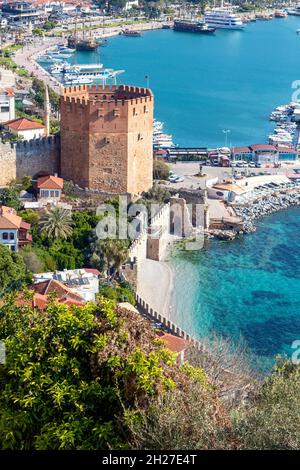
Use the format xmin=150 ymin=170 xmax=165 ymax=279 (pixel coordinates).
xmin=13 ymin=37 xmax=64 ymax=93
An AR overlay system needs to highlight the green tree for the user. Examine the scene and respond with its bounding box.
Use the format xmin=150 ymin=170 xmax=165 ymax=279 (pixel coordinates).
xmin=99 ymin=280 xmax=136 ymax=305
xmin=39 ymin=208 xmax=74 ymax=241
xmin=0 ymin=184 xmax=21 ymax=211
xmin=32 ymin=28 xmax=44 ymax=37
xmin=153 ymin=160 xmax=170 ymax=180
xmin=0 ymin=296 xmax=208 ymax=449
xmin=19 ymin=247 xmax=45 ymax=273
xmin=97 ymin=239 xmax=129 ymax=273
xmin=18 ymin=209 xmax=40 ymax=226
xmin=20 ymin=176 xmax=32 ymax=192
xmin=32 ymin=78 xmax=59 ymax=112
xmin=233 ymin=360 xmax=300 ymax=449
xmin=43 ymin=21 xmax=57 ymax=31
xmin=0 ymin=245 xmax=30 ymax=295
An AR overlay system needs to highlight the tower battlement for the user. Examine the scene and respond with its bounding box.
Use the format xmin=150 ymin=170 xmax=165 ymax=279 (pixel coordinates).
xmin=62 ymin=84 xmax=152 ymax=99
xmin=61 ymin=84 xmax=153 ymax=108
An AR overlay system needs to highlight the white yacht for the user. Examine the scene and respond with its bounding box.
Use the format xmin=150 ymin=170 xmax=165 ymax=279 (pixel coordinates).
xmin=204 ymin=8 xmax=244 ymax=30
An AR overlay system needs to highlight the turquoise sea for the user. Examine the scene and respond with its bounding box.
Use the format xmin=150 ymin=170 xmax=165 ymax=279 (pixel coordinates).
xmin=73 ymin=15 xmax=300 ymax=147
xmin=71 ymin=17 xmax=300 ymax=368
xmin=170 ymin=207 xmax=300 ymax=370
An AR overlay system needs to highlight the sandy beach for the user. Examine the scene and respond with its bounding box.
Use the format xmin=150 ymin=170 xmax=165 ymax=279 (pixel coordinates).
xmin=136 ymin=258 xmax=174 ymax=319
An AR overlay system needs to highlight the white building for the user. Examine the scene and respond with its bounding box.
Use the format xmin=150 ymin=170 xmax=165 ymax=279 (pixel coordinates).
xmin=0 ymin=16 xmax=8 ymax=28
xmin=37 ymin=175 xmax=64 ymax=202
xmin=124 ymin=0 xmax=139 ymax=11
xmin=0 ymin=206 xmax=32 ymax=252
xmin=33 ymin=268 xmax=101 ymax=302
xmin=3 ymin=117 xmax=45 ymax=140
xmin=0 ymin=87 xmax=15 ymax=123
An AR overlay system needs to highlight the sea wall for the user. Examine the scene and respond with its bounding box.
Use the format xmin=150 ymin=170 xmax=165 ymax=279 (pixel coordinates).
xmin=0 ymin=136 xmax=60 ymax=187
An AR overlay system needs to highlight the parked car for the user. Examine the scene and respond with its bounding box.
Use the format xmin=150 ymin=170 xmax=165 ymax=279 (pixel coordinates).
xmin=168 ymin=174 xmax=179 ymax=182
xmin=255 ymin=162 xmax=262 ymax=168
xmin=248 ymin=162 xmax=256 ymax=168
xmin=175 ymin=176 xmax=185 ymax=183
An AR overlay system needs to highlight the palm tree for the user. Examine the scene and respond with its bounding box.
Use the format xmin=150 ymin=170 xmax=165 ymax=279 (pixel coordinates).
xmin=39 ymin=207 xmax=74 ymax=240
xmin=98 ymin=239 xmax=129 ymax=274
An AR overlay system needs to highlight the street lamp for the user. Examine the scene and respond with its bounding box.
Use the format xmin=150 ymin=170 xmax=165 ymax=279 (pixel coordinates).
xmin=222 ymin=129 xmax=231 ymax=148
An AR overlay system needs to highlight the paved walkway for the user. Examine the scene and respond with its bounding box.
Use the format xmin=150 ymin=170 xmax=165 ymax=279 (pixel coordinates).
xmin=13 ymin=37 xmax=64 ymax=93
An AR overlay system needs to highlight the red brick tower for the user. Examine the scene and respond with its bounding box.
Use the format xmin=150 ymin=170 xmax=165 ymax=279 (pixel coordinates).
xmin=60 ymin=84 xmax=154 ymax=196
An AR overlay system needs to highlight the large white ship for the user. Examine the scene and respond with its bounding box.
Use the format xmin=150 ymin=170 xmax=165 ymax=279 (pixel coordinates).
xmin=204 ymin=7 xmax=244 ymax=30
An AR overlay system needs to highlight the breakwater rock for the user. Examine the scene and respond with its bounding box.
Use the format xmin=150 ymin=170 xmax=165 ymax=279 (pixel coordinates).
xmin=234 ymin=190 xmax=300 ymax=229
xmin=208 ymin=229 xmax=237 ymax=240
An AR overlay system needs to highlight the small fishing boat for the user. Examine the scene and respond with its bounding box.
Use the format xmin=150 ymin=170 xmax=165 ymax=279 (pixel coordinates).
xmin=122 ymin=29 xmax=142 ymax=37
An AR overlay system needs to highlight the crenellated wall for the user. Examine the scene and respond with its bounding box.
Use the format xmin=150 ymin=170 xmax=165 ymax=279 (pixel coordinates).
xmin=0 ymin=136 xmax=60 ymax=187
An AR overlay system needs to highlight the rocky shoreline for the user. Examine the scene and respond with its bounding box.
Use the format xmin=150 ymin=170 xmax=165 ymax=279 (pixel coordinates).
xmin=207 ymin=190 xmax=300 ymax=240
xmin=234 ymin=190 xmax=300 ymax=231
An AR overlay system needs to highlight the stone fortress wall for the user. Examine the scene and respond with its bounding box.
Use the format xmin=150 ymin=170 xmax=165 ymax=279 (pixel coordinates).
xmin=0 ymin=136 xmax=60 ymax=187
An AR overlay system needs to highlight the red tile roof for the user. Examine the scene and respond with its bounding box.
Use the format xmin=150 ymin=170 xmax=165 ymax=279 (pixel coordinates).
xmin=250 ymin=144 xmax=277 ymax=151
xmin=84 ymin=268 xmax=102 ymax=276
xmin=33 ymin=279 xmax=85 ymax=304
xmin=37 ymin=175 xmax=64 ymax=190
xmin=16 ymin=291 xmax=85 ymax=310
xmin=232 ymin=146 xmax=251 ymax=152
xmin=277 ymin=146 xmax=297 ymax=153
xmin=4 ymin=117 xmax=45 ymax=131
xmin=20 ymin=220 xmax=31 ymax=230
xmin=0 ymin=87 xmax=14 ymax=97
xmin=160 ymin=333 xmax=190 ymax=354
xmin=0 ymin=205 xmax=31 ymax=231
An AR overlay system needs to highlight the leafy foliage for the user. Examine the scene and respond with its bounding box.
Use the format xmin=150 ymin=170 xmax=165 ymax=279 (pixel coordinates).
xmin=39 ymin=208 xmax=74 ymax=241
xmin=153 ymin=160 xmax=170 ymax=180
xmin=98 ymin=280 xmax=136 ymax=305
xmin=32 ymin=78 xmax=59 ymax=112
xmin=233 ymin=360 xmax=300 ymax=449
xmin=0 ymin=183 xmax=21 ymax=211
xmin=0 ymin=245 xmax=30 ymax=296
xmin=0 ymin=296 xmax=205 ymax=449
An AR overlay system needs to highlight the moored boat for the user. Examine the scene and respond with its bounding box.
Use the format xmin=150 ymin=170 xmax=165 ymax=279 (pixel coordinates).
xmin=275 ymin=11 xmax=287 ymax=18
xmin=204 ymin=8 xmax=244 ymax=30
xmin=174 ymin=19 xmax=216 ymax=33
xmin=122 ymin=29 xmax=142 ymax=37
